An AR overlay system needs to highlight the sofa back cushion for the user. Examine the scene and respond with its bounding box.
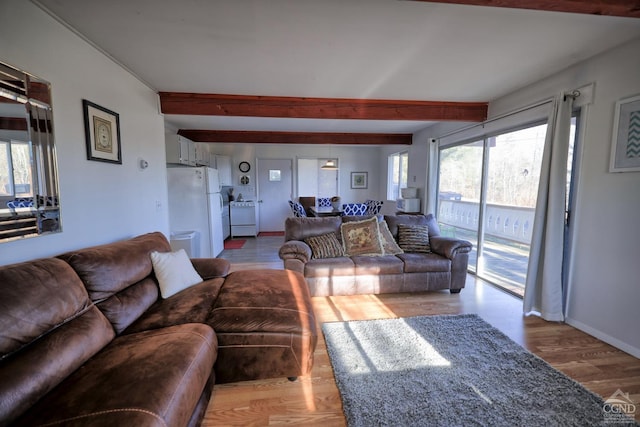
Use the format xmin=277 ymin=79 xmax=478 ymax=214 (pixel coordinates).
xmin=58 ymin=232 xmax=171 ymax=334
xmin=284 ymin=216 xmax=342 ymax=242
xmin=0 ymin=258 xmax=115 ymax=424
xmin=384 ymin=214 xmax=441 ymax=240
xmin=342 ymin=214 xmax=383 ymax=223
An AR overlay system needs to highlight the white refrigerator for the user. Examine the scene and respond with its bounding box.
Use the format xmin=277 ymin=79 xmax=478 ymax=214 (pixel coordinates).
xmin=167 ymin=166 xmax=224 ymax=258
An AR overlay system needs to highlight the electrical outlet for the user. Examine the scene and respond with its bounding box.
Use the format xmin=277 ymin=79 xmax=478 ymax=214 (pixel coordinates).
xmin=155 ymin=200 xmax=162 ymax=211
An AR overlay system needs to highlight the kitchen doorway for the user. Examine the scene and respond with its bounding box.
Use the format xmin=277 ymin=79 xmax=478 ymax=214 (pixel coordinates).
xmin=256 ymin=158 xmax=292 ymax=232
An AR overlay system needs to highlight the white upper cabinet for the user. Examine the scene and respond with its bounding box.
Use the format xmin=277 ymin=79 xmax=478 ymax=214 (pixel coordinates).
xmin=214 ymin=155 xmax=232 ymax=185
xmin=165 ymin=134 xmax=196 ymax=166
xmin=194 ymin=143 xmax=211 ymax=166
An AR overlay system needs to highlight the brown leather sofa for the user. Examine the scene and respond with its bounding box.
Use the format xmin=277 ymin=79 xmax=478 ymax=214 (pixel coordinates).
xmin=279 ymin=214 xmax=472 ymax=296
xmin=0 ymin=232 xmax=316 ymax=427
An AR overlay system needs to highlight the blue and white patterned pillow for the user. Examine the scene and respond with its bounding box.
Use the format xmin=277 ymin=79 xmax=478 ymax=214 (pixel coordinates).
xmin=318 ymin=197 xmax=332 ymax=207
xmin=342 ymin=203 xmax=368 ymax=216
xmin=288 ymin=200 xmax=307 ymax=217
xmin=365 ymin=200 xmax=384 ymax=215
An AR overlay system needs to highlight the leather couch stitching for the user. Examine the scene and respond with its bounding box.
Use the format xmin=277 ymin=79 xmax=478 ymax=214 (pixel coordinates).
xmin=34 ymin=408 xmax=167 ymax=427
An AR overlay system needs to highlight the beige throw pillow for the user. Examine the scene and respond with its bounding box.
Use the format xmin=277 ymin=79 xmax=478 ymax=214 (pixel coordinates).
xmin=150 ymin=249 xmax=203 ymax=298
xmin=379 ymin=221 xmax=404 ymax=255
xmin=340 ymin=216 xmax=384 ymax=256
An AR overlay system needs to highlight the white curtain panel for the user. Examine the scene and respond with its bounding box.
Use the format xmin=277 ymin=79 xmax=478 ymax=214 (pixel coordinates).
xmin=426 ymin=138 xmax=439 ymax=216
xmin=523 ymin=94 xmax=575 ymax=322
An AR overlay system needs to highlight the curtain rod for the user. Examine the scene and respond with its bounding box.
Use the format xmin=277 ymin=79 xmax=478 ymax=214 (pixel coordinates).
xmin=435 ymin=89 xmax=582 ymax=141
xmin=436 ymin=96 xmax=554 ymax=140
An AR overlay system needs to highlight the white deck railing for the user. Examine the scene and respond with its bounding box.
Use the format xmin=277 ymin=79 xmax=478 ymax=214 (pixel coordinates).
xmin=438 ymin=200 xmax=535 ymax=245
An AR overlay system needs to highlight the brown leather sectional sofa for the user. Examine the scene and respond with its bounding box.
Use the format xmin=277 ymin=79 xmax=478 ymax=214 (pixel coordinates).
xmin=0 ymin=232 xmax=317 ymax=427
xmin=279 ymin=214 xmax=472 ymax=296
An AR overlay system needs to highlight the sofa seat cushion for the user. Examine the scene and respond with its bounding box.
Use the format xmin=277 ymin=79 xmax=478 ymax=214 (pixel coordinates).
xmin=123 ymin=278 xmax=225 ymax=335
xmin=397 ymin=252 xmax=451 ymax=273
xmin=305 ymin=257 xmax=355 ymax=278
xmin=352 ymin=255 xmax=404 ymax=275
xmin=16 ymin=323 xmax=217 ymax=427
xmin=210 ymin=270 xmax=315 ymax=335
xmin=208 ymin=269 xmax=318 ymax=383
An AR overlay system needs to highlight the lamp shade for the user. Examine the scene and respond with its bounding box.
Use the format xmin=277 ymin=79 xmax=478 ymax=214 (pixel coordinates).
xmin=321 ymin=159 xmax=338 ymax=170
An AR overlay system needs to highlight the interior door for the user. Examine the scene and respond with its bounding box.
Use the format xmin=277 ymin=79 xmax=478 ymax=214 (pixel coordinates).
xmin=257 ymin=158 xmax=292 ymax=232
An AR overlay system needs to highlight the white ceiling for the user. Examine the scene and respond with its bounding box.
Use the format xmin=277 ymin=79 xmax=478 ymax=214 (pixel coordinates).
xmin=34 ymin=0 xmax=640 ymax=135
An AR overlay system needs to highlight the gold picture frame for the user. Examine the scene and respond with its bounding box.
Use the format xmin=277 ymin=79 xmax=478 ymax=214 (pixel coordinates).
xmin=83 ymin=99 xmax=122 ymax=164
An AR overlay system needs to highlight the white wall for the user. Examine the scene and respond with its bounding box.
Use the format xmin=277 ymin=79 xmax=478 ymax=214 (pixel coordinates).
xmin=202 ymin=142 xmax=385 ymax=204
xmin=483 ymin=37 xmax=640 ymax=357
xmin=1 ymin=1 xmax=169 ymax=265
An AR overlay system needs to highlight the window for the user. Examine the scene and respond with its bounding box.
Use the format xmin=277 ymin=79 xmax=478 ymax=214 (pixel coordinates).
xmin=0 ymin=140 xmax=33 ymax=200
xmin=387 ymin=151 xmax=408 ymax=200
xmin=297 ymin=158 xmax=338 ymax=197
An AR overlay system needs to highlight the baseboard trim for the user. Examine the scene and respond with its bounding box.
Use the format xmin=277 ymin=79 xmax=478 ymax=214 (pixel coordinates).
xmin=565 ymin=317 xmax=640 ymax=359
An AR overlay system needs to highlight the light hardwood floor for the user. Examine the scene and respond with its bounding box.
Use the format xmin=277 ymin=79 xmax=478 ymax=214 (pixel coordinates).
xmin=207 ymin=236 xmax=640 ymax=425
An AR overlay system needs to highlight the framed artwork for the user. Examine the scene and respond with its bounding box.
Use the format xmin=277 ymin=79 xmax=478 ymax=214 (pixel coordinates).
xmin=609 ymin=94 xmax=640 ymax=172
xmin=351 ymin=171 xmax=368 ymax=189
xmin=83 ymin=99 xmax=122 ymax=164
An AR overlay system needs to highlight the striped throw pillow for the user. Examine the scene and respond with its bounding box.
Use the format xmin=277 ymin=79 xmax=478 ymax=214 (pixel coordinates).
xmin=397 ymin=224 xmax=430 ymax=253
xmin=305 ymin=233 xmax=345 ymax=259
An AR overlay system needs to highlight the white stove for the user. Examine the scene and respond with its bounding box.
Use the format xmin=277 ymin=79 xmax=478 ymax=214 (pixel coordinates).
xmin=230 ymin=201 xmax=255 ymax=208
xmin=230 ymin=201 xmax=257 ymax=237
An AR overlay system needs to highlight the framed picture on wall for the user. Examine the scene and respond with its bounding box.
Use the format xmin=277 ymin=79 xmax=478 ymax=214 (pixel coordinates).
xmin=351 ymin=171 xmax=368 ymax=189
xmin=83 ymin=99 xmax=122 ymax=164
xmin=609 ymin=94 xmax=640 ymax=172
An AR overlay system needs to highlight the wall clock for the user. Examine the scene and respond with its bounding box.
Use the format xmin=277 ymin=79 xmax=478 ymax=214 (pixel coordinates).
xmin=239 ymin=161 xmax=251 ymax=173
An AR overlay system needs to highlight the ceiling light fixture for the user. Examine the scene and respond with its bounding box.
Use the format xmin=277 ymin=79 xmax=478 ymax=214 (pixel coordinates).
xmin=321 ymin=159 xmax=338 ymax=170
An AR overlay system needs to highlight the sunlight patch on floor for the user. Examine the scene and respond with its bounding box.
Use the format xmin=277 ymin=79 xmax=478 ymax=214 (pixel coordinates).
xmin=333 ymin=318 xmax=451 ymax=374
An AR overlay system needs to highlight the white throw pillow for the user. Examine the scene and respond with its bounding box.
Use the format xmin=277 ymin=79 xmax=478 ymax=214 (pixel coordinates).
xmin=150 ymin=249 xmax=203 ymax=298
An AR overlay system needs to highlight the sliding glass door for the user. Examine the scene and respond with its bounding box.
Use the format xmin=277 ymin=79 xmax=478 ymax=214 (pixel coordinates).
xmin=437 ymin=141 xmax=483 ymax=273
xmin=437 ymin=118 xmax=577 ymax=296
xmin=479 ymin=125 xmax=546 ymax=293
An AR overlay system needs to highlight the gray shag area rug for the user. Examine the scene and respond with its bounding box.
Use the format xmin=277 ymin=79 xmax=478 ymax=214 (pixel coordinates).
xmin=323 ymin=314 xmax=638 ymax=427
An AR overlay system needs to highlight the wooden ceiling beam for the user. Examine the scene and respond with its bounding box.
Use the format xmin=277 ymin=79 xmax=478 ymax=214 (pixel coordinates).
xmin=409 ymin=0 xmax=640 ymax=19
xmin=178 ymin=130 xmax=413 ymax=145
xmin=160 ymin=92 xmax=488 ymax=122
xmin=0 ymin=117 xmax=27 ymax=131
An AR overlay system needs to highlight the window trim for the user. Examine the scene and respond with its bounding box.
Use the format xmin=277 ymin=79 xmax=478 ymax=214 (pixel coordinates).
xmin=387 ymin=150 xmax=408 ymax=201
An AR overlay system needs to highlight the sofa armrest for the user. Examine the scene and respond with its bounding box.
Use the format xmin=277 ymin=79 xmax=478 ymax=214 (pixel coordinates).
xmin=430 ymin=236 xmax=472 ymax=260
xmin=279 ymin=240 xmax=312 ymax=264
xmin=190 ymin=258 xmax=231 ymax=279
